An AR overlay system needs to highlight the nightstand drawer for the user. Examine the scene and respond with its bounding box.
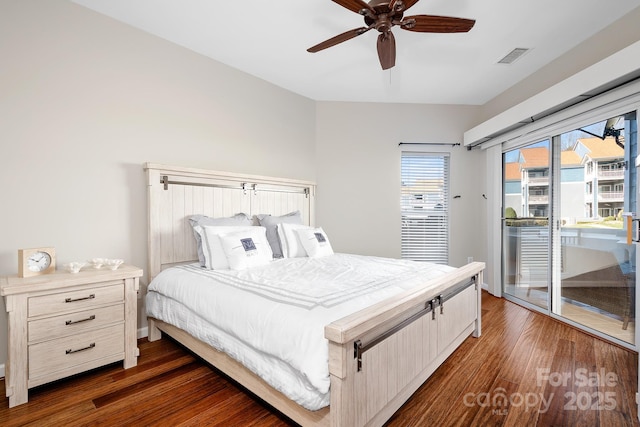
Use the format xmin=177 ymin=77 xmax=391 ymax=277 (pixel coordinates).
xmin=29 ymin=304 xmax=124 ymax=343
xmin=29 ymin=324 xmax=125 ymax=381
xmin=28 ymin=282 xmax=124 ymax=317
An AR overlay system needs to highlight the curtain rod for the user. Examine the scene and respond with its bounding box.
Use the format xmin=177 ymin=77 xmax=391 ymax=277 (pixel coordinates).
xmin=398 ymin=142 xmax=461 ymax=147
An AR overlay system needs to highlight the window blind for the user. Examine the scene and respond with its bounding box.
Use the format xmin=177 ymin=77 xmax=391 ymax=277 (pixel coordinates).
xmin=401 ymin=152 xmax=450 ymax=264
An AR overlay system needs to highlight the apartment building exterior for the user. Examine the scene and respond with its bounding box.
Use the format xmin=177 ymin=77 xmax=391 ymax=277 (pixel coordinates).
xmin=504 ymin=137 xmax=625 ymax=221
xmin=576 ymin=137 xmax=626 ymax=218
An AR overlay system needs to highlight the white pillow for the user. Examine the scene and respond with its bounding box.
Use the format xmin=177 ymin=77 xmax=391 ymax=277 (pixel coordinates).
xmin=197 ymin=225 xmax=257 ymax=269
xmin=278 ymin=223 xmax=312 ymax=258
xmin=294 ymin=227 xmax=334 ymax=258
xmin=219 ymin=227 xmax=273 ymax=270
xmin=188 ymin=213 xmax=251 ymax=266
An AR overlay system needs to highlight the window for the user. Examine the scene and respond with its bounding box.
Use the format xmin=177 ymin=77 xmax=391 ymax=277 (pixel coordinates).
xmin=401 ymin=152 xmax=450 ymax=264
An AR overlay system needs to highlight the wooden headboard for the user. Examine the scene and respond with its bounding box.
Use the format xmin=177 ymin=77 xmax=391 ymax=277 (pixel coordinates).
xmin=145 ymin=163 xmax=316 ymax=280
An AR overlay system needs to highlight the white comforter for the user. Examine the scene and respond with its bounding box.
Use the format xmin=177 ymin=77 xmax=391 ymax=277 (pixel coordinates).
xmin=146 ymin=253 xmax=454 ymax=410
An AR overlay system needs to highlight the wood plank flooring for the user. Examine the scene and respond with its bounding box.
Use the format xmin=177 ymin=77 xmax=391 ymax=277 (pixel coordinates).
xmin=1 ymin=292 xmax=638 ymax=426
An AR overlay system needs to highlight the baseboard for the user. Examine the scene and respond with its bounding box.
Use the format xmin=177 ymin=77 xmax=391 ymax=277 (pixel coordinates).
xmin=138 ymin=326 xmax=148 ymax=339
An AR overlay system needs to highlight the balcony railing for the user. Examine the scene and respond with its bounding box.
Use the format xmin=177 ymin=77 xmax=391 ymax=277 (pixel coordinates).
xmin=598 ymin=169 xmax=624 ymax=179
xmin=527 ymin=176 xmax=549 ymax=185
xmin=598 ymin=191 xmax=624 ymax=201
xmin=528 ymin=195 xmax=549 ymax=203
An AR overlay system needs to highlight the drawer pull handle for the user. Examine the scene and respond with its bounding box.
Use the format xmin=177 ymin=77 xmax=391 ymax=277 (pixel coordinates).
xmin=65 ymin=294 xmax=95 ymax=303
xmin=66 ymin=343 xmax=96 ymax=354
xmin=65 ymin=315 xmax=96 ymax=325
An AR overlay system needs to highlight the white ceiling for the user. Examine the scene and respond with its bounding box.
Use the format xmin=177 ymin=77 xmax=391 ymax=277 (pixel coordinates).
xmin=71 ymin=0 xmax=640 ymax=105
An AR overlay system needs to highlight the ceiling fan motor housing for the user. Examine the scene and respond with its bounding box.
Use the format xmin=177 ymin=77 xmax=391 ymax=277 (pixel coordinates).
xmin=364 ymin=0 xmax=404 ymax=32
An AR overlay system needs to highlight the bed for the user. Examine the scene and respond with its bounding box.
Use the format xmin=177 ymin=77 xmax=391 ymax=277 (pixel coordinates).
xmin=144 ymin=163 xmax=485 ymax=427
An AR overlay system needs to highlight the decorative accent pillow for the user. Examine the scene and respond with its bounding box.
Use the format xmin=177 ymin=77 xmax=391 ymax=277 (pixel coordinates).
xmin=188 ymin=213 xmax=250 ymax=266
xmin=294 ymin=227 xmax=334 ymax=258
xmin=197 ymin=225 xmax=256 ymax=270
xmin=278 ymin=223 xmax=312 ymax=258
xmin=257 ymin=211 xmax=303 ymax=258
xmin=218 ymin=227 xmax=273 ymax=270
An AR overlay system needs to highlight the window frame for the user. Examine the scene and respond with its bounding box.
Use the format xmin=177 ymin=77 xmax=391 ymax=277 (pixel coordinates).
xmin=400 ymin=150 xmax=451 ymax=264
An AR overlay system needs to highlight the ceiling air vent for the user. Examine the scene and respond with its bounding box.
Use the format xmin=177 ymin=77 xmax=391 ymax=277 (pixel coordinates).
xmin=497 ymin=48 xmax=530 ymax=64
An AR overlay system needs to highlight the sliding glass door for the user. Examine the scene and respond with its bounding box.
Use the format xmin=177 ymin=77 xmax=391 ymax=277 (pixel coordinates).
xmin=503 ymin=140 xmax=550 ymax=310
xmin=557 ymin=113 xmax=637 ymax=344
xmin=502 ymin=111 xmax=638 ymax=345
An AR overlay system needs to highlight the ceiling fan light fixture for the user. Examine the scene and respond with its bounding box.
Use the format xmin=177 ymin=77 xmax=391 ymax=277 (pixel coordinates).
xmin=497 ymin=48 xmax=530 ymax=64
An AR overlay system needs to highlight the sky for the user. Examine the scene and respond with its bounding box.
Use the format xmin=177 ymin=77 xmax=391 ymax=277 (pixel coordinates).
xmin=503 ymin=118 xmax=620 ymax=163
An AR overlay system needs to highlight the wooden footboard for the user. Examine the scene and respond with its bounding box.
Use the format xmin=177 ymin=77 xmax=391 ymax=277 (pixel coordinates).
xmin=147 ymin=262 xmax=484 ymax=427
xmin=325 ymin=261 xmax=484 ymax=427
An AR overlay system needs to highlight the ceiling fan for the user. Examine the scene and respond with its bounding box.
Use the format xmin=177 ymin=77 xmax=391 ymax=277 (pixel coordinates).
xmin=307 ymin=0 xmax=475 ymax=70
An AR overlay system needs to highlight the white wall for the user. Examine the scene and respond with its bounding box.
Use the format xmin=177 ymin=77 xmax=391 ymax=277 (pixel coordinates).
xmin=0 ymin=0 xmax=316 ymax=367
xmin=315 ymin=102 xmax=486 ymax=268
xmin=561 ymin=182 xmax=587 ymax=220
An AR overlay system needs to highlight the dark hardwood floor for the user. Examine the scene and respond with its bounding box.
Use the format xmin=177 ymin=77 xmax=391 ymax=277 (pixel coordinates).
xmin=1 ymin=292 xmax=639 ymax=426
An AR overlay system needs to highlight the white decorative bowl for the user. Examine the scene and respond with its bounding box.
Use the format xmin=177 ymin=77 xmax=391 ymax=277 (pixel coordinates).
xmin=106 ymin=259 xmax=124 ymax=270
xmin=64 ymin=262 xmax=86 ymax=274
xmin=90 ymin=258 xmax=107 ymax=269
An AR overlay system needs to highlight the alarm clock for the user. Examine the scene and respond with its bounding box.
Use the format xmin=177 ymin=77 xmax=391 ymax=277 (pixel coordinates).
xmin=18 ymin=247 xmax=56 ymax=278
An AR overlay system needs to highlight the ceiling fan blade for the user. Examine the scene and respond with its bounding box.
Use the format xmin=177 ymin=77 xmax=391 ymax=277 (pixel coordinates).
xmin=307 ymin=27 xmax=372 ymax=53
xmin=331 ymin=0 xmax=375 ymax=14
xmin=401 ymin=15 xmax=475 ymax=33
xmin=377 ymin=31 xmax=396 ymax=70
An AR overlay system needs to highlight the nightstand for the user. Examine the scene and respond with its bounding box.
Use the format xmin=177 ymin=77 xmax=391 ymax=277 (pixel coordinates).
xmin=0 ymin=264 xmax=142 ymax=408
